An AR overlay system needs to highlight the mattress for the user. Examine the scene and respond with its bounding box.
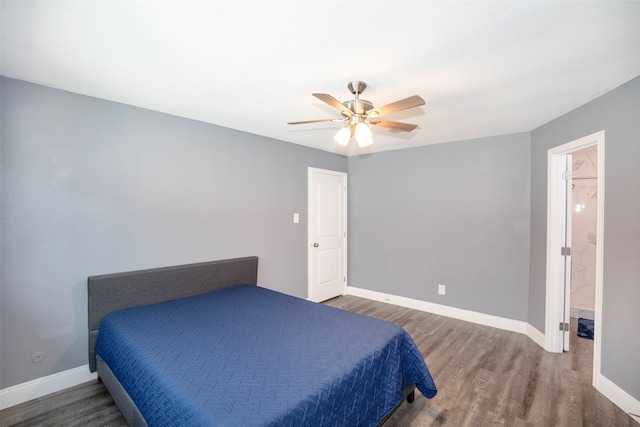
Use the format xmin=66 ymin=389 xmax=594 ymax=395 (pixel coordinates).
xmin=96 ymin=285 xmax=437 ymax=426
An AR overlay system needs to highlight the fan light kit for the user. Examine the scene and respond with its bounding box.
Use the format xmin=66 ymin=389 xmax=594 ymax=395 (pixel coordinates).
xmin=288 ymin=81 xmax=425 ymax=148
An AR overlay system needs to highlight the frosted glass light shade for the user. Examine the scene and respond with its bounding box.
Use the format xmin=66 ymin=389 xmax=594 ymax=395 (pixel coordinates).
xmin=355 ymin=123 xmax=373 ymax=148
xmin=334 ymin=127 xmax=351 ymax=146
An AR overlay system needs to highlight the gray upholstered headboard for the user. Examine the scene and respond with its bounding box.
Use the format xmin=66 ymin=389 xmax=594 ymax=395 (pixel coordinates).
xmin=87 ymin=256 xmax=258 ymax=372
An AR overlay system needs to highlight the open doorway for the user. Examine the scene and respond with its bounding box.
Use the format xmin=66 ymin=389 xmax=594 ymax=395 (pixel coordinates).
xmin=545 ymin=130 xmax=605 ymax=387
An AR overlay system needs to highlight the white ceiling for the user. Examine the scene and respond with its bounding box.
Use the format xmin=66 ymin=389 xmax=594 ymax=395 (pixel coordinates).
xmin=2 ymin=1 xmax=640 ymax=156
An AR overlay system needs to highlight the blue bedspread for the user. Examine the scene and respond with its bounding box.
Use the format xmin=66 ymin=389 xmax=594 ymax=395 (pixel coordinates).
xmin=96 ymin=285 xmax=437 ymax=426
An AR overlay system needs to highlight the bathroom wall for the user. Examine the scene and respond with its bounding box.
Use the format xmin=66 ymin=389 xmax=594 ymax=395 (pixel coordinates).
xmin=570 ymin=146 xmax=597 ymax=318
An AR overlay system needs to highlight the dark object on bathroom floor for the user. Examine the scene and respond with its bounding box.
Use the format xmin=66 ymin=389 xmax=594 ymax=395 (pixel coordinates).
xmin=577 ymin=318 xmax=594 ymax=340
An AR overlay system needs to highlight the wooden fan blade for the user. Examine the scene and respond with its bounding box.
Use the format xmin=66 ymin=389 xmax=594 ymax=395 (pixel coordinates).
xmin=368 ymin=119 xmax=418 ymax=132
xmin=288 ymin=118 xmax=345 ymax=125
xmin=312 ymin=93 xmax=354 ymax=117
xmin=368 ymin=95 xmax=425 ymax=117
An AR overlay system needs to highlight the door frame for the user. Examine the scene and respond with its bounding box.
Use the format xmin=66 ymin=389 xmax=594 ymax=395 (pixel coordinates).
xmin=545 ymin=130 xmax=604 ymax=387
xmin=307 ymin=167 xmax=347 ymax=301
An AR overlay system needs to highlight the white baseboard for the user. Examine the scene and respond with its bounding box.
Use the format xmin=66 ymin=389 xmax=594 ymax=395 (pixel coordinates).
xmin=347 ymin=286 xmax=528 ymax=334
xmin=526 ymin=323 xmax=546 ymax=349
xmin=596 ymin=373 xmax=640 ymax=423
xmin=0 ymin=365 xmax=97 ymax=410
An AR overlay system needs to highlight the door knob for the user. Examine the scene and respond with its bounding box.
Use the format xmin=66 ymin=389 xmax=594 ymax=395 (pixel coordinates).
xmin=313 ymin=243 xmax=319 ymax=247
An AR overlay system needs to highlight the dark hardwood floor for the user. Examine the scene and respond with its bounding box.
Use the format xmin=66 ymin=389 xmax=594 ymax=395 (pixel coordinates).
xmin=1 ymin=295 xmax=637 ymax=426
xmin=327 ymin=296 xmax=637 ymax=427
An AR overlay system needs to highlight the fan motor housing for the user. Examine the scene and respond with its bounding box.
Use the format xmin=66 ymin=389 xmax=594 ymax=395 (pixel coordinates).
xmin=342 ymin=99 xmax=374 ymax=116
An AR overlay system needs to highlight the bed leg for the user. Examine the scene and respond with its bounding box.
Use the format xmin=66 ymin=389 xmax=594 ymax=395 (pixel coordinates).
xmin=407 ymin=390 xmax=415 ymax=403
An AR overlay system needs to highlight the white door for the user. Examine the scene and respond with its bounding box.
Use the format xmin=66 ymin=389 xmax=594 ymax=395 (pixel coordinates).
xmin=562 ymin=155 xmax=573 ymax=352
xmin=308 ymin=168 xmax=347 ymax=302
xmin=547 ymin=153 xmax=573 ymax=352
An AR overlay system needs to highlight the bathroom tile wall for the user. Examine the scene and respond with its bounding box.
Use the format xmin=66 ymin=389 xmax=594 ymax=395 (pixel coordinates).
xmin=570 ymin=145 xmax=597 ymax=318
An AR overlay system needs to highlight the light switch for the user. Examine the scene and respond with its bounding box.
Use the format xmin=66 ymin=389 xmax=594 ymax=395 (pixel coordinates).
xmin=293 ymin=213 xmax=299 ymax=223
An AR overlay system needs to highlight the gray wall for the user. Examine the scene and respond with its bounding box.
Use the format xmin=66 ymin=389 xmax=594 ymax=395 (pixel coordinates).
xmin=0 ymin=77 xmax=347 ymax=389
xmin=348 ymin=133 xmax=531 ymax=321
xmin=529 ymin=75 xmax=640 ymax=399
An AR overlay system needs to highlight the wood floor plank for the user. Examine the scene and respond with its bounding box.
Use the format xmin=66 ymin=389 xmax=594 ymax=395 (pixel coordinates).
xmin=1 ymin=295 xmax=637 ymax=427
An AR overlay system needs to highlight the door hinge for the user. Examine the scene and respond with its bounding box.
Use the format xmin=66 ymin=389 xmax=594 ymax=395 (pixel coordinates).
xmin=562 ymin=170 xmax=572 ymax=180
xmin=561 ymin=246 xmax=571 ymax=256
xmin=559 ymin=322 xmax=570 ymax=332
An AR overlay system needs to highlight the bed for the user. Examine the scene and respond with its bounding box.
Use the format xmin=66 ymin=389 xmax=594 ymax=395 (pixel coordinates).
xmin=88 ymin=256 xmax=437 ymax=426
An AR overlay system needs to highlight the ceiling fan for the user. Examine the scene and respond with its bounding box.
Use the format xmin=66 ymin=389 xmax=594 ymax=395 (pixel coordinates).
xmin=288 ymin=81 xmax=425 ymax=148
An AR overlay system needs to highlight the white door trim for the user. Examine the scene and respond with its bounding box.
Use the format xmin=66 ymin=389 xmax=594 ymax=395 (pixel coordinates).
xmin=545 ymin=130 xmax=605 ymax=388
xmin=307 ymin=167 xmax=347 ymax=302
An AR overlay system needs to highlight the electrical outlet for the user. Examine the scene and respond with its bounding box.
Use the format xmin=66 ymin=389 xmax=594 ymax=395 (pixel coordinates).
xmin=438 ymin=284 xmax=446 ymax=295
